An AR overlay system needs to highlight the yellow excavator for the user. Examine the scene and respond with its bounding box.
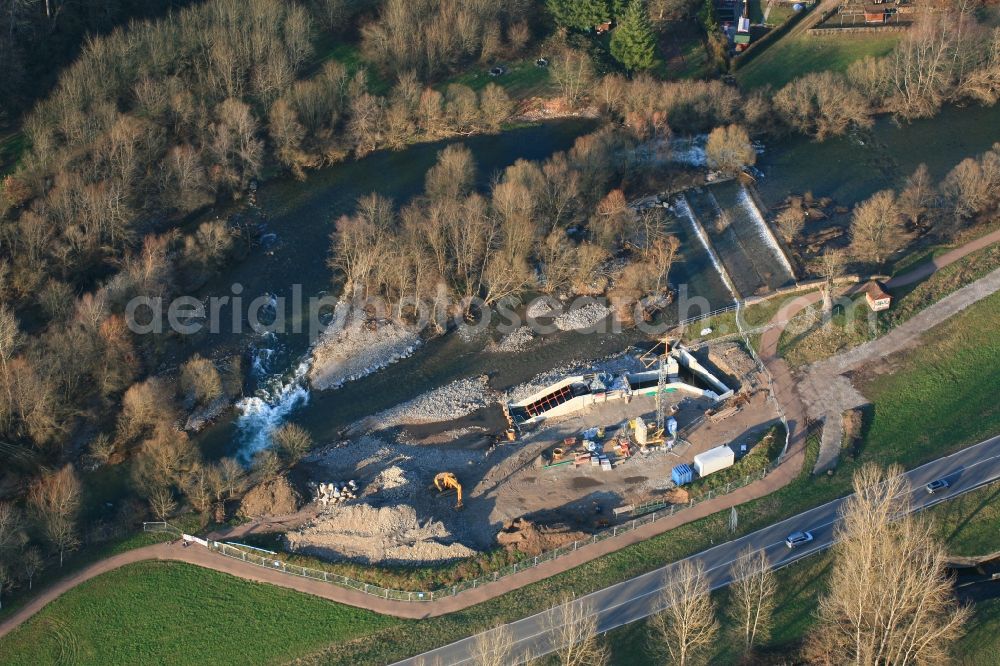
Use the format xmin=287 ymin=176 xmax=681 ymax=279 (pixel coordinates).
xmin=433 ymin=472 xmax=464 ymax=510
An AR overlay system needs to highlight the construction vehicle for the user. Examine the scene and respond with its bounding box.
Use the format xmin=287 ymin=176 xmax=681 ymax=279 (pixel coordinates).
xmin=433 ymin=472 xmax=464 ymax=510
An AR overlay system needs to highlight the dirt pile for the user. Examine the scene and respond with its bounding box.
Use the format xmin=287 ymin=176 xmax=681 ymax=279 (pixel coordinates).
xmin=496 ymin=517 xmax=588 ymax=557
xmin=285 ymin=503 xmax=477 ymax=565
xmin=665 ymin=487 xmax=689 ymax=504
xmin=238 ymin=474 xmax=302 ymax=518
xmin=363 ymin=465 xmax=411 ymax=502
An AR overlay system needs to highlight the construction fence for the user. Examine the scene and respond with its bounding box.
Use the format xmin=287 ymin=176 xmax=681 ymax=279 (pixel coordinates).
xmin=140 ymin=465 xmax=772 ymax=603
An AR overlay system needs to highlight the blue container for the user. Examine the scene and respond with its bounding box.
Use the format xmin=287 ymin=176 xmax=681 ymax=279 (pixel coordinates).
xmin=671 ymin=463 xmax=694 ymax=486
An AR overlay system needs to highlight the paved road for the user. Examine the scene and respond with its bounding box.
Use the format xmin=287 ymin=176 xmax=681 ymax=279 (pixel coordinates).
xmin=395 ymin=434 xmax=1000 ymax=665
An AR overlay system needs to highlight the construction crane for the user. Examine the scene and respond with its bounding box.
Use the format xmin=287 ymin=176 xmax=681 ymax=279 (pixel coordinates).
xmin=433 ymin=472 xmax=463 ymax=510
xmin=640 ymin=336 xmax=675 ymax=442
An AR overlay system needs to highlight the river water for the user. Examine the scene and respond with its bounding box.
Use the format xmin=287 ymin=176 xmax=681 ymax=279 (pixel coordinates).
xmin=756 ymin=103 xmax=1000 ymax=210
xmin=197 ymin=103 xmax=1000 ymax=461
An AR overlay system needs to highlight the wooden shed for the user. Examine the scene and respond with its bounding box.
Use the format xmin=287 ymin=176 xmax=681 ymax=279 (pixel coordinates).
xmin=864 ymin=281 xmax=892 ymax=311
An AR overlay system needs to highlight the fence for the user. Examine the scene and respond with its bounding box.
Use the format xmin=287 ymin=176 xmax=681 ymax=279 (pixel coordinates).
xmin=166 ymin=463 xmax=775 ymax=603
xmin=143 ymin=521 xmax=182 ymax=536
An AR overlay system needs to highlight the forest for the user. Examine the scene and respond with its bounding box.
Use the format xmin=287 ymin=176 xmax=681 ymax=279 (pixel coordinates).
xmin=1 ymin=0 xmax=1000 ymax=615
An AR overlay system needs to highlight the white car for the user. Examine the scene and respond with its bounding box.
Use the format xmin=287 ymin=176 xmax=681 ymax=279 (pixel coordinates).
xmin=925 ymin=479 xmax=950 ymax=494
xmin=785 ymin=531 xmax=814 ymax=549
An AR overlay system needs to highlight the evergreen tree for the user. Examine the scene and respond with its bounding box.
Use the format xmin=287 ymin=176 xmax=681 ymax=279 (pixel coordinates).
xmin=610 ymin=0 xmax=657 ymax=71
xmin=547 ymin=0 xmax=611 ymax=31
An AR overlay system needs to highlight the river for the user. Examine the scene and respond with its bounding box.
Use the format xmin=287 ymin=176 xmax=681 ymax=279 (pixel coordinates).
xmin=196 ymin=102 xmax=1000 ymax=461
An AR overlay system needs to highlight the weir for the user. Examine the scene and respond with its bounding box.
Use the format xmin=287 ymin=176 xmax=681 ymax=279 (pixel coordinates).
xmin=682 ymin=182 xmax=795 ymax=298
xmin=735 ymin=184 xmax=796 ymax=278
xmin=673 ymin=194 xmax=740 ymax=303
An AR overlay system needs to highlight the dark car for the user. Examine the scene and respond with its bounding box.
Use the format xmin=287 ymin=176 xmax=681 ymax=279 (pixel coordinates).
xmin=925 ymin=478 xmax=950 ymax=494
xmin=785 ymin=531 xmax=814 ymax=549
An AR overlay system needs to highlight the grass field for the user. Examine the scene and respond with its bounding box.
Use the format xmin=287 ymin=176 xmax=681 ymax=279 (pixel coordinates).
xmin=736 ymin=32 xmax=901 ymax=90
xmin=443 ymin=59 xmax=554 ymax=99
xmin=957 ymin=597 xmax=1000 ymax=666
xmin=856 ymin=289 xmax=1000 ymax=468
xmin=0 ymin=562 xmax=397 ymax=666
xmin=680 ymin=289 xmax=818 ymax=349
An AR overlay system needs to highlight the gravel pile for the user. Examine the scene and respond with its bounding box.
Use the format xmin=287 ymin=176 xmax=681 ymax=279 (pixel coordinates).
xmin=526 ymin=298 xmax=558 ymax=319
xmin=552 ymin=303 xmax=612 ymax=331
xmin=358 ymin=376 xmax=497 ymax=432
xmin=491 ymin=326 xmax=535 ymax=353
xmin=363 ymin=465 xmax=411 ymax=502
xmin=308 ymin=303 xmax=421 ymax=391
xmin=285 ymin=503 xmax=477 ymax=565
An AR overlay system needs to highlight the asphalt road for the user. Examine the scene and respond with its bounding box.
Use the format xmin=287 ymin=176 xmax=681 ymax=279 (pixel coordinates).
xmin=395 ymin=434 xmax=1000 ymax=665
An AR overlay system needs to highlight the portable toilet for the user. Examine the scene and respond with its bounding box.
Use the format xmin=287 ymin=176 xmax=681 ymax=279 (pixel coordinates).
xmin=671 ymin=463 xmax=694 ymax=486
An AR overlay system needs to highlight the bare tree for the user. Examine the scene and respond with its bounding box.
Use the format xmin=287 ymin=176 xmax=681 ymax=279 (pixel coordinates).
xmin=812 ymin=248 xmax=845 ymax=314
xmin=548 ymin=594 xmax=609 ymax=666
xmin=897 ymin=164 xmax=936 ymax=225
xmin=218 ymin=457 xmax=248 ymax=500
xmin=252 ymin=449 xmax=283 ymax=481
xmin=28 ymin=464 xmax=81 ymax=566
xmin=727 ymin=547 xmax=776 ymax=655
xmin=775 ymin=206 xmax=806 ymax=244
xmin=470 ymin=622 xmax=514 ymax=666
xmin=0 ymin=562 xmax=9 ymax=610
xmin=0 ymin=304 xmax=21 ymax=430
xmin=148 ymin=486 xmax=177 ymax=521
xmin=180 ymin=355 xmax=223 ymax=407
xmin=941 ymin=153 xmax=997 ymax=221
xmin=425 ymin=144 xmax=476 ymax=202
xmin=805 ymin=464 xmax=971 ymax=665
xmin=0 ymin=501 xmax=24 ymax=553
xmin=850 ymin=190 xmax=905 ymax=265
xmin=705 ymin=124 xmax=756 ymax=175
xmin=550 ymin=45 xmax=595 ymax=108
xmin=23 ymin=547 xmax=43 ymax=590
xmin=650 ymin=559 xmax=718 ymax=666
xmin=273 ymin=423 xmax=314 ymax=465
xmin=774 ymin=72 xmax=872 ymax=140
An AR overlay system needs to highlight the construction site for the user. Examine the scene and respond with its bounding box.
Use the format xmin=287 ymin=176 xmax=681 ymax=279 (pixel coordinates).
xmin=248 ymin=337 xmax=782 ymax=567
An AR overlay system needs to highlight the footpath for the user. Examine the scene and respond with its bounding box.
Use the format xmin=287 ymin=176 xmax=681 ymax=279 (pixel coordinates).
xmin=1 ymin=232 xmax=998 ymax=637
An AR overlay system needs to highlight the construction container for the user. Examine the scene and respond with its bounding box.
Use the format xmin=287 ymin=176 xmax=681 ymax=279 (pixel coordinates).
xmin=693 ymin=446 xmax=735 ymax=477
xmin=671 ymin=463 xmax=694 ymax=486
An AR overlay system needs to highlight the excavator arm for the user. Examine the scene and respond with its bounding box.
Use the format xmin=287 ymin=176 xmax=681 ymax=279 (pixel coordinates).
xmin=433 ymin=473 xmax=464 ymax=510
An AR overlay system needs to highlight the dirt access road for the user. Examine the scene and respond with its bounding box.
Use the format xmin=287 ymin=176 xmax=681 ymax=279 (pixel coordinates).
xmin=1 ymin=232 xmax=997 ymax=639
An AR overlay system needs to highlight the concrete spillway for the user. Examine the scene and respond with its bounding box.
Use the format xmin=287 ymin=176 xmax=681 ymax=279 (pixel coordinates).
xmin=684 ymin=181 xmax=796 ymax=298
xmin=673 ymin=194 xmax=740 ymax=304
